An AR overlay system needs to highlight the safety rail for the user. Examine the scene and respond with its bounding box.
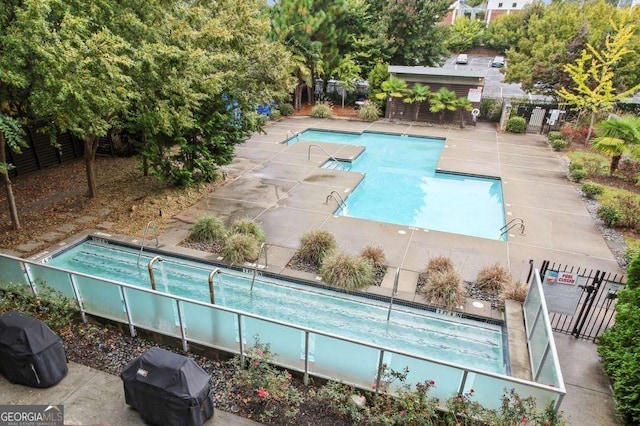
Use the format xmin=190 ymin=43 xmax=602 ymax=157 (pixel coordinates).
xmin=325 ymin=190 xmax=347 ymax=210
xmin=307 ymin=144 xmax=349 ymax=170
xmin=250 ymin=242 xmax=268 ymax=292
xmin=137 ymin=220 xmax=159 ymax=267
xmin=499 ymin=217 xmax=525 ymax=237
xmin=0 ymin=252 xmax=565 ymax=410
xmin=285 ymin=130 xmax=300 ymax=145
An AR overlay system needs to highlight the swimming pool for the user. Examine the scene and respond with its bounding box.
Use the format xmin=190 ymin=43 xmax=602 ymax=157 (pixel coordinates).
xmin=45 ymin=240 xmax=506 ymax=374
xmin=295 ymin=130 xmax=506 ymax=241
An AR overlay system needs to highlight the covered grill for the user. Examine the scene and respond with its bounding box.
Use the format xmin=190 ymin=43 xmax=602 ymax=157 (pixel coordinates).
xmin=120 ymin=347 xmax=214 ymax=426
xmin=0 ymin=311 xmax=68 ymax=388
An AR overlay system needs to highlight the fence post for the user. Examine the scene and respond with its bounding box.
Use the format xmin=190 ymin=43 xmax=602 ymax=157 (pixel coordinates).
xmin=304 ymin=331 xmax=310 ymax=386
xmin=120 ymin=286 xmax=136 ymax=337
xmin=22 ymin=263 xmax=37 ymax=296
xmin=176 ymin=300 xmax=188 ymax=352
xmin=572 ymin=271 xmax=603 ymax=338
xmin=238 ymin=314 xmax=245 ymax=369
xmin=375 ymin=350 xmax=385 ymax=395
xmin=69 ymin=274 xmax=86 ymax=323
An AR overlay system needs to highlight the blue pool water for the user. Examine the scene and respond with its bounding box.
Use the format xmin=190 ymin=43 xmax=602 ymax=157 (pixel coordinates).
xmin=296 ymin=130 xmax=505 ymax=240
xmin=47 ymin=240 xmax=506 ymax=374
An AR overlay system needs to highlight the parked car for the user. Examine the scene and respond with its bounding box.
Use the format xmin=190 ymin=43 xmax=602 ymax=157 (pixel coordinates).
xmin=456 ymin=54 xmax=468 ymax=65
xmin=491 ymin=56 xmax=505 ymax=68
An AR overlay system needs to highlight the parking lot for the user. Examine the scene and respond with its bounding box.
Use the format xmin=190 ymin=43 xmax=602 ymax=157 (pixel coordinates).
xmin=440 ymin=54 xmax=538 ymax=100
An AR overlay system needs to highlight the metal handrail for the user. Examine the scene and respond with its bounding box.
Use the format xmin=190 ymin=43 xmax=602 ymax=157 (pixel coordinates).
xmin=386 ymin=267 xmax=400 ymax=321
xmin=147 ymin=255 xmax=163 ymax=290
xmin=308 ymin=144 xmax=348 ymax=170
xmin=137 ymin=220 xmax=159 ymax=266
xmin=208 ymin=268 xmax=221 ymax=304
xmin=250 ymin=242 xmax=268 ymax=292
xmin=500 ymin=217 xmax=524 ymax=232
xmin=325 ymin=190 xmax=347 ymax=210
xmin=285 ymin=130 xmax=300 ymax=145
xmin=5 ymin=252 xmax=565 ymax=403
xmin=500 ymin=222 xmax=525 ymax=237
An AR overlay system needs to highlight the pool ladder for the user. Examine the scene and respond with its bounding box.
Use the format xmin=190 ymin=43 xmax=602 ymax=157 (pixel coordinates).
xmin=208 ymin=268 xmax=222 ymax=304
xmin=499 ymin=217 xmax=525 ymax=238
xmin=308 ymin=144 xmax=349 ymax=171
xmin=286 ymin=130 xmax=300 ymax=145
xmin=325 ymin=190 xmax=347 ymax=210
xmin=137 ymin=220 xmax=159 ymax=267
xmin=250 ymin=242 xmax=268 ymax=292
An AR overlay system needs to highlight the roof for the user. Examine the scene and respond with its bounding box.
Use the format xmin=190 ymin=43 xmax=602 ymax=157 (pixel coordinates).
xmin=388 ymin=66 xmax=485 ymax=79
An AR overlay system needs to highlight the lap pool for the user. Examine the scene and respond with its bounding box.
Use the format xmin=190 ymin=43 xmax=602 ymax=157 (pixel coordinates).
xmin=293 ymin=130 xmax=506 ymax=241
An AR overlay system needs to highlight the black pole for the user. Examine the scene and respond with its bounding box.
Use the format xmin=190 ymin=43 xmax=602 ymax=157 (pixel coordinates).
xmin=572 ymin=271 xmax=603 ymax=338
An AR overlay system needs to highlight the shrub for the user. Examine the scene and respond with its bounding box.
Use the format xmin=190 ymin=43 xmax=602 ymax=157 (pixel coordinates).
xmin=615 ymin=195 xmax=640 ymax=230
xmin=547 ymin=131 xmax=563 ymax=141
xmin=615 ymin=156 xmax=640 ymax=184
xmin=479 ymin=98 xmax=502 ymax=122
xmin=269 ymin=109 xmax=281 ymax=120
xmin=624 ymin=240 xmax=640 ymax=265
xmin=560 ymin=125 xmax=591 ymax=144
xmin=419 ymin=269 xmax=465 ymax=311
xmin=188 ymin=215 xmax=226 ymax=242
xmin=359 ymin=245 xmax=386 ymax=269
xmin=0 ymin=283 xmax=77 ymax=331
xmin=320 ymin=253 xmax=375 ymax=291
xmin=222 ymin=233 xmax=259 ymax=264
xmin=597 ymin=205 xmax=621 ymax=227
xmin=424 ymin=255 xmax=455 ymax=276
xmin=476 ymin=263 xmax=512 ymax=293
xmin=570 ymin=168 xmax=587 ymax=182
xmin=229 ymin=218 xmax=266 ymax=243
xmin=298 ymin=230 xmax=337 ymax=267
xmin=551 ymin=139 xmax=568 ymax=151
xmin=506 ymin=116 xmax=526 ymax=133
xmin=598 ymin=250 xmax=640 ymax=424
xmin=569 ymin=161 xmax=584 ymax=172
xmin=310 ymin=102 xmax=333 ymax=118
xmin=582 ymin=182 xmax=604 ymax=199
xmin=501 ymin=281 xmax=529 ymax=304
xmin=357 ymin=102 xmax=380 ymax=122
xmin=223 ymin=338 xmax=302 ymax=423
xmin=278 ymin=103 xmax=294 ymax=116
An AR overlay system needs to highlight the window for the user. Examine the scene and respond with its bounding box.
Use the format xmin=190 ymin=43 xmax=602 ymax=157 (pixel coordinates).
xmin=498 ymin=2 xmax=503 ymax=7
xmin=512 ymin=2 xmax=517 ymax=6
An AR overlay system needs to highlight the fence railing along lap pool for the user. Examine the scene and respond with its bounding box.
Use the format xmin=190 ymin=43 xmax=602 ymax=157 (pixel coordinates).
xmin=0 ymin=236 xmax=565 ymax=411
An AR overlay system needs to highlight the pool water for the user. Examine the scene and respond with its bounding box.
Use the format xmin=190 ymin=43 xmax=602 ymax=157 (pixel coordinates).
xmin=47 ymin=240 xmax=506 ymax=374
xmin=297 ymin=130 xmax=505 ymax=241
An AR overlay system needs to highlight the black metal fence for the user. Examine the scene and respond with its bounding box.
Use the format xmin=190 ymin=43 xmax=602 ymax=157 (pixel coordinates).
xmin=537 ymin=260 xmax=627 ymax=342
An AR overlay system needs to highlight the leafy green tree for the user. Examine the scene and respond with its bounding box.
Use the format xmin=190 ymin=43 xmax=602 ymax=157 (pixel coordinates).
xmin=334 ymin=55 xmax=362 ymax=108
xmin=598 ymin=250 xmax=640 ymax=424
xmin=592 ymin=116 xmax=640 ymax=174
xmin=429 ymin=88 xmax=459 ymax=123
xmin=484 ymin=12 xmax=527 ymax=53
xmin=0 ymin=115 xmax=26 ymax=230
xmin=557 ymin=23 xmax=640 ymax=144
xmin=403 ymin=83 xmax=431 ymax=122
xmin=375 ymin=77 xmax=408 ymax=120
xmin=367 ymin=60 xmax=390 ymax=109
xmin=444 ymin=17 xmax=485 ymax=53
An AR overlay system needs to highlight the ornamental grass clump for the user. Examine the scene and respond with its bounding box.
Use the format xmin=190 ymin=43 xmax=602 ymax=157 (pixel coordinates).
xmin=476 ymin=263 xmax=512 ymax=293
xmin=310 ymin=101 xmax=333 ymax=118
xmin=360 ymin=245 xmax=386 ymax=270
xmin=188 ymin=215 xmax=226 ymax=242
xmin=320 ymin=253 xmax=375 ymax=291
xmin=419 ymin=269 xmax=464 ymax=311
xmin=223 ymin=233 xmax=259 ymax=264
xmin=357 ymin=102 xmax=380 ymax=122
xmin=424 ymin=255 xmax=455 ymax=276
xmin=501 ymin=281 xmax=529 ymax=304
xmin=229 ymin=218 xmax=266 ymax=243
xmin=298 ymin=230 xmax=337 ymax=267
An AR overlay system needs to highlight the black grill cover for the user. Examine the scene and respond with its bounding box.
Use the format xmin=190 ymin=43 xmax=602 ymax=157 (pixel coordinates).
xmin=120 ymin=347 xmax=214 ymax=426
xmin=0 ymin=311 xmax=68 ymax=388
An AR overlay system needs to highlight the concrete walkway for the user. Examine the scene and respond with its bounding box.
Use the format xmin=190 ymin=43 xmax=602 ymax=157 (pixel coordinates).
xmin=0 ymin=362 xmax=261 ymax=426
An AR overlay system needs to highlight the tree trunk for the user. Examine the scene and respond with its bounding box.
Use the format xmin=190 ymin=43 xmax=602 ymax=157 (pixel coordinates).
xmin=585 ymin=112 xmax=595 ymax=146
xmin=460 ymin=109 xmax=465 ymax=128
xmin=0 ymin=133 xmax=20 ymax=230
xmin=610 ymin=155 xmax=621 ymax=175
xmin=415 ymin=104 xmax=420 ymax=122
xmin=142 ymin=133 xmax=149 ymax=177
xmin=84 ymin=134 xmax=99 ymax=198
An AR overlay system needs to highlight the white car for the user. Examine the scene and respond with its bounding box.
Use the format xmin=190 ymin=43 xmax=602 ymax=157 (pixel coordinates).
xmin=456 ymin=54 xmax=469 ymax=65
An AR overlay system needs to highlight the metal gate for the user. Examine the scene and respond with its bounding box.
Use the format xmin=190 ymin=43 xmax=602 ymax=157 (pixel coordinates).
xmin=536 ymin=260 xmax=627 ymax=341
xmin=526 ymin=107 xmax=546 ymax=133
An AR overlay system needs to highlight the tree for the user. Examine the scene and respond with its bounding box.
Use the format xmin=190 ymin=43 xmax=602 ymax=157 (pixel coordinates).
xmin=557 ymin=23 xmax=640 ymax=145
xmin=334 ymin=55 xmax=362 ymax=108
xmin=403 ymin=83 xmax=431 ymax=122
xmin=429 ymin=88 xmax=459 ymax=124
xmin=0 ymin=115 xmax=26 ymax=230
xmin=592 ymin=116 xmax=640 ymax=174
xmin=484 ymin=12 xmax=526 ymax=53
xmin=455 ymin=97 xmax=473 ymax=129
xmin=444 ymin=17 xmax=485 ymax=53
xmin=367 ymin=60 xmax=390 ymax=110
xmin=375 ymin=77 xmax=408 ymax=120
